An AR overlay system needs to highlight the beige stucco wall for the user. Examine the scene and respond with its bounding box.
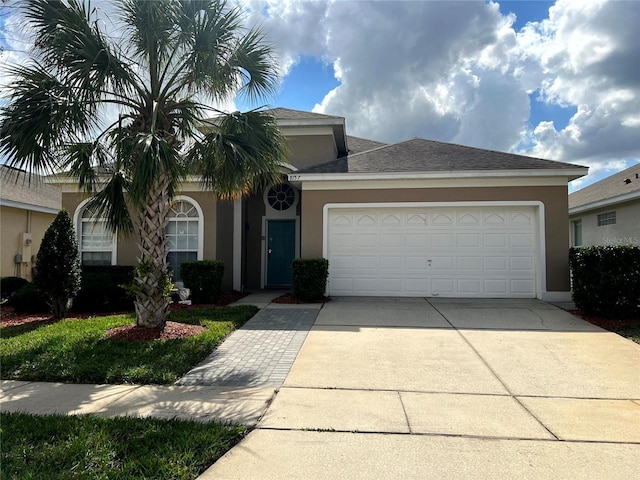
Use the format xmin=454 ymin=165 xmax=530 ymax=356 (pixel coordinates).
xmin=286 ymin=135 xmax=338 ymax=170
xmin=0 ymin=206 xmax=55 ymax=281
xmin=569 ymin=200 xmax=640 ymax=247
xmin=300 ymin=186 xmax=571 ymax=293
xmin=62 ymin=190 xmax=217 ymax=267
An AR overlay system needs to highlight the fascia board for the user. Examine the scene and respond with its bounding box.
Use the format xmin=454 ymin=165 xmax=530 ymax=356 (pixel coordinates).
xmin=0 ymin=198 xmax=59 ymax=214
xmin=569 ymin=190 xmax=640 ymax=215
xmin=289 ymin=168 xmax=588 ymax=182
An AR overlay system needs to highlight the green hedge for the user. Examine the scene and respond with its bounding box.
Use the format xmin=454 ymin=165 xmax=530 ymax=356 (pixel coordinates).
xmin=569 ymin=245 xmax=640 ymax=317
xmin=180 ymin=260 xmax=224 ymax=304
xmin=72 ymin=266 xmax=135 ymax=313
xmin=1 ymin=276 xmax=29 ymax=302
xmin=292 ymin=258 xmax=329 ymax=301
xmin=11 ymin=283 xmax=49 ymax=314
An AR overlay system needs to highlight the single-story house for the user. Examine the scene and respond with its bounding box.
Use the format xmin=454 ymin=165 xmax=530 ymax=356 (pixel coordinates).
xmin=569 ymin=163 xmax=640 ymax=247
xmin=0 ymin=166 xmax=62 ymax=280
xmin=51 ymin=108 xmax=587 ymax=301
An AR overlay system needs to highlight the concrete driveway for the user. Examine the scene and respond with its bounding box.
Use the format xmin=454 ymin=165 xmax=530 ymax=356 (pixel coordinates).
xmin=202 ymin=298 xmax=640 ymax=479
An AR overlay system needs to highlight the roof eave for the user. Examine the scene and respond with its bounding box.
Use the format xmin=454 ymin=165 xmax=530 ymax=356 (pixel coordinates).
xmin=289 ymin=167 xmax=589 ymax=182
xmin=569 ymin=189 xmax=640 ymax=215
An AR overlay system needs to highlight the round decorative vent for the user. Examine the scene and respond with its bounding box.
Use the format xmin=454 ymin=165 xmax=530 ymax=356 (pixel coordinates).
xmin=267 ymin=184 xmax=296 ymax=211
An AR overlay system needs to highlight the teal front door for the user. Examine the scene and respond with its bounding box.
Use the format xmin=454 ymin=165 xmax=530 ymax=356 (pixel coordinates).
xmin=266 ymin=219 xmax=296 ymax=286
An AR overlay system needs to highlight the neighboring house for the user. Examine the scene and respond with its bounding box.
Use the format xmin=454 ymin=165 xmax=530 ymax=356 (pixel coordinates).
xmin=568 ymin=163 xmax=640 ymax=248
xmin=50 ymin=108 xmax=587 ymax=301
xmin=0 ymin=166 xmax=62 ymax=280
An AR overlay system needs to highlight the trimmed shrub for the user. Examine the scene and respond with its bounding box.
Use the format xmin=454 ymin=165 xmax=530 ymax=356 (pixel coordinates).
xmin=72 ymin=266 xmax=135 ymax=313
xmin=569 ymin=245 xmax=640 ymax=317
xmin=11 ymin=283 xmax=49 ymax=314
xmin=180 ymin=260 xmax=224 ymax=304
xmin=292 ymin=258 xmax=329 ymax=301
xmin=1 ymin=276 xmax=29 ymax=302
xmin=34 ymin=209 xmax=81 ymax=319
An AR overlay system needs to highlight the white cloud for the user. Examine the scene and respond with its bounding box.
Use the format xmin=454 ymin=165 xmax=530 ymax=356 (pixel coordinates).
xmin=2 ymin=0 xmax=638 ymax=187
xmin=518 ymin=0 xmax=640 ymax=175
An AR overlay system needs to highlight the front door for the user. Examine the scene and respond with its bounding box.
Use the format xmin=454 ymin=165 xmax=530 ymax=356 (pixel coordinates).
xmin=266 ymin=219 xmax=296 ymax=286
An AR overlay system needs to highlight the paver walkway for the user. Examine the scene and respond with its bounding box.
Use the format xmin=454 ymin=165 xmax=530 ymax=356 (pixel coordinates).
xmin=177 ymin=307 xmax=320 ymax=387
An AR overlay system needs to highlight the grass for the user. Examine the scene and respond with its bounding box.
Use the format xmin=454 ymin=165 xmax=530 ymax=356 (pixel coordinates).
xmin=0 ymin=305 xmax=258 ymax=385
xmin=612 ymin=325 xmax=640 ymax=344
xmin=1 ymin=411 xmax=247 ymax=479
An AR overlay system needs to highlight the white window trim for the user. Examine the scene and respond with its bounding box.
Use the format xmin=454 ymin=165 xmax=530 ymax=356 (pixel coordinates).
xmin=167 ymin=195 xmax=204 ymax=261
xmin=73 ymin=198 xmax=117 ymax=266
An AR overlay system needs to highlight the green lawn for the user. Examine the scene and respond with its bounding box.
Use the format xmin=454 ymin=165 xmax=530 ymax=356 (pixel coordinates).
xmin=0 ymin=306 xmax=257 ymax=384
xmin=1 ymin=411 xmax=247 ymax=479
xmin=613 ymin=325 xmax=640 ymax=345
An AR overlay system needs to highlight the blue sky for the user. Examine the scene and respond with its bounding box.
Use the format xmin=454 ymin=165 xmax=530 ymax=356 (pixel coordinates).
xmin=1 ymin=0 xmax=639 ymax=193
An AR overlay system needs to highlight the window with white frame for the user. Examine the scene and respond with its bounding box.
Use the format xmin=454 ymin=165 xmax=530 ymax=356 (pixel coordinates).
xmin=166 ymin=199 xmax=200 ymax=282
xmin=597 ymin=211 xmax=616 ymax=226
xmin=79 ymin=203 xmax=115 ymax=266
xmin=572 ymin=219 xmax=582 ymax=247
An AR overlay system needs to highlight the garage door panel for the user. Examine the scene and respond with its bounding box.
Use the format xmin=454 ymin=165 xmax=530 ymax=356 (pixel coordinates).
xmin=483 ymin=232 xmax=507 ymax=247
xmin=509 ymin=233 xmax=534 ymax=248
xmin=510 ymin=257 xmax=534 ymax=271
xmin=484 ymin=257 xmax=508 ymax=271
xmin=457 ymin=257 xmax=482 ymax=271
xmin=484 ymin=279 xmax=509 ymax=294
xmin=381 ymin=233 xmax=403 ymax=247
xmin=355 ymin=234 xmax=378 ymax=247
xmin=458 ymin=279 xmax=482 ymax=294
xmin=456 ymin=233 xmax=481 ymax=248
xmin=327 ymin=206 xmax=537 ymax=298
xmin=432 ymin=233 xmax=454 ymax=247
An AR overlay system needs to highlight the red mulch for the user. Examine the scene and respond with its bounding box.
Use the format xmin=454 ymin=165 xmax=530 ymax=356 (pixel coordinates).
xmin=271 ymin=293 xmax=332 ymax=304
xmin=0 ymin=292 xmax=248 ymax=341
xmin=104 ymin=321 xmax=206 ymax=341
xmin=570 ymin=310 xmax=640 ymax=329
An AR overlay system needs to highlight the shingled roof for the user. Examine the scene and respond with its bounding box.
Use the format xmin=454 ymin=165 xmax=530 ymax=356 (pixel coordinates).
xmin=0 ymin=166 xmax=61 ymax=213
xmin=268 ymin=107 xmax=344 ymax=120
xmin=346 ymin=136 xmax=386 ymax=155
xmin=298 ymin=138 xmax=584 ymax=174
xmin=569 ymin=162 xmax=640 ymax=210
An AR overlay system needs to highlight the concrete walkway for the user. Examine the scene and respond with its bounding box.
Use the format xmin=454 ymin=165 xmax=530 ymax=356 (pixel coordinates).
xmin=203 ymin=297 xmax=640 ymax=479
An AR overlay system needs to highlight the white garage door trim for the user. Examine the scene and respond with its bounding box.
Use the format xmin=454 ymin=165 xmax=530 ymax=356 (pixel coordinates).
xmin=323 ymin=201 xmax=547 ymax=299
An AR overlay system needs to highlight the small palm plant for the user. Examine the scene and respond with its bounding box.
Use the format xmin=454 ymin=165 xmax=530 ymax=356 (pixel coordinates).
xmin=0 ymin=0 xmax=286 ymax=328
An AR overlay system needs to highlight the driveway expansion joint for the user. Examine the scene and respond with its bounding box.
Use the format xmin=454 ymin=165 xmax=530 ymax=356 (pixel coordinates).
xmin=426 ymin=298 xmax=562 ymax=441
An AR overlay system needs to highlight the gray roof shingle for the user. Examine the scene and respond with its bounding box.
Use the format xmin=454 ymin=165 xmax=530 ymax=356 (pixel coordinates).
xmin=569 ymin=162 xmax=640 ymax=209
xmin=268 ymin=107 xmax=344 ymax=121
xmin=298 ymin=138 xmax=584 ymax=174
xmin=346 ymin=136 xmax=386 ymax=155
xmin=1 ymin=166 xmax=61 ymax=211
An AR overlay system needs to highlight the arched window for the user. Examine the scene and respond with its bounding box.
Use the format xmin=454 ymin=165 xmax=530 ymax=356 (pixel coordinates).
xmin=75 ymin=201 xmax=116 ymax=266
xmin=166 ymin=197 xmax=203 ymax=283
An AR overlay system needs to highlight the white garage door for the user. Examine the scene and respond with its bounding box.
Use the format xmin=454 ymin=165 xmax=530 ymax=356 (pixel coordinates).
xmin=326 ymin=205 xmax=538 ymax=298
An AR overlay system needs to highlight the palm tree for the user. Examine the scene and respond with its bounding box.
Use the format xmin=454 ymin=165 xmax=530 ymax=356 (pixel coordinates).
xmin=0 ymin=0 xmax=287 ymax=328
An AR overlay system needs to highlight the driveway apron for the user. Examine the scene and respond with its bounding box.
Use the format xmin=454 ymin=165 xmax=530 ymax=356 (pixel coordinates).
xmin=202 ymin=297 xmax=640 ymax=479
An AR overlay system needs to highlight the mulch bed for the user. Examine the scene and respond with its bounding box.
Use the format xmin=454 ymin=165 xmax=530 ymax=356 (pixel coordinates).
xmin=0 ymin=292 xmax=248 ymax=341
xmin=271 ymin=293 xmax=331 ymax=304
xmin=570 ymin=310 xmax=640 ymax=329
xmin=104 ymin=321 xmax=207 ymax=341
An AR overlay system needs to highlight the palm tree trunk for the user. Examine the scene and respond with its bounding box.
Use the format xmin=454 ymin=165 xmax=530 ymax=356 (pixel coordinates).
xmin=134 ymin=172 xmax=171 ymax=328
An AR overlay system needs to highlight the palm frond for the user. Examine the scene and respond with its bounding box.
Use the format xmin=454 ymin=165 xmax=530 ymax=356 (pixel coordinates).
xmin=63 ymin=141 xmax=110 ymax=193
xmin=24 ymin=0 xmax=136 ymax=102
xmin=84 ymin=170 xmax=134 ymax=235
xmin=232 ymin=27 xmax=279 ymax=102
xmin=187 ymin=109 xmax=287 ymax=199
xmin=0 ymin=65 xmax=93 ymax=176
